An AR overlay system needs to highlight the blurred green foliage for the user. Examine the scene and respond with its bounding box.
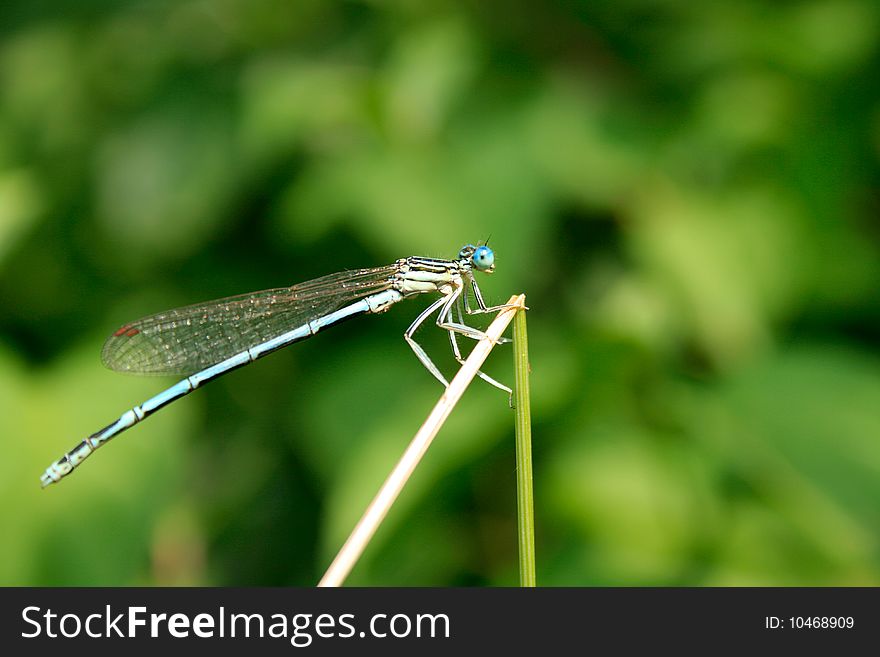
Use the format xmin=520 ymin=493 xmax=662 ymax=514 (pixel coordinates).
xmin=1 ymin=0 xmax=879 ymax=586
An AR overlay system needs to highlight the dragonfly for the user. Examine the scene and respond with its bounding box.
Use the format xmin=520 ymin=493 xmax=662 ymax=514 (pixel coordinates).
xmin=40 ymin=243 xmax=512 ymax=487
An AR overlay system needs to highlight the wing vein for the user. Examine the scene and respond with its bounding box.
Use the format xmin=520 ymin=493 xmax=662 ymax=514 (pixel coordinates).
xmin=101 ymin=266 xmax=396 ymax=375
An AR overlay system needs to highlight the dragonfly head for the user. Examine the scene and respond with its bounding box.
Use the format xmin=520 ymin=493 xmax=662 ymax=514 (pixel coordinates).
xmin=459 ymin=244 xmax=495 ymax=274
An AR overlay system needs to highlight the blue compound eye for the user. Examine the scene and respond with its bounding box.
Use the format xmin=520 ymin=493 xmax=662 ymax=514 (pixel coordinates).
xmin=472 ymin=245 xmax=495 ymax=272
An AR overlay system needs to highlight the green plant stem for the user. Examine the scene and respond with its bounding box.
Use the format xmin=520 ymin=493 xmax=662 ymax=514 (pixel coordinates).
xmin=513 ymin=300 xmax=536 ymax=587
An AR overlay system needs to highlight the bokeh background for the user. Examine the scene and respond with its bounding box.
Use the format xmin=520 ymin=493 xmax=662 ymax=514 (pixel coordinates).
xmin=2 ymin=0 xmax=880 ymax=586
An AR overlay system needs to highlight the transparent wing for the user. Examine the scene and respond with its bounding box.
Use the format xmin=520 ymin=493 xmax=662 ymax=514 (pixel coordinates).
xmin=101 ymin=266 xmax=397 ymax=375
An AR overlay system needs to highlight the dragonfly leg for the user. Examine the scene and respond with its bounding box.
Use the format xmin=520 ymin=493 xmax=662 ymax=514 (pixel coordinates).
xmin=458 ymin=279 xmax=513 ymax=343
xmin=440 ymin=288 xmax=513 ymax=402
xmin=447 ymin=299 xmax=513 ymax=403
xmin=404 ymin=286 xmax=513 ymax=398
xmin=465 ymin=278 xmax=525 ymax=318
xmin=438 ymin=285 xmax=507 ymax=344
xmin=404 ymin=295 xmax=450 ymax=387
